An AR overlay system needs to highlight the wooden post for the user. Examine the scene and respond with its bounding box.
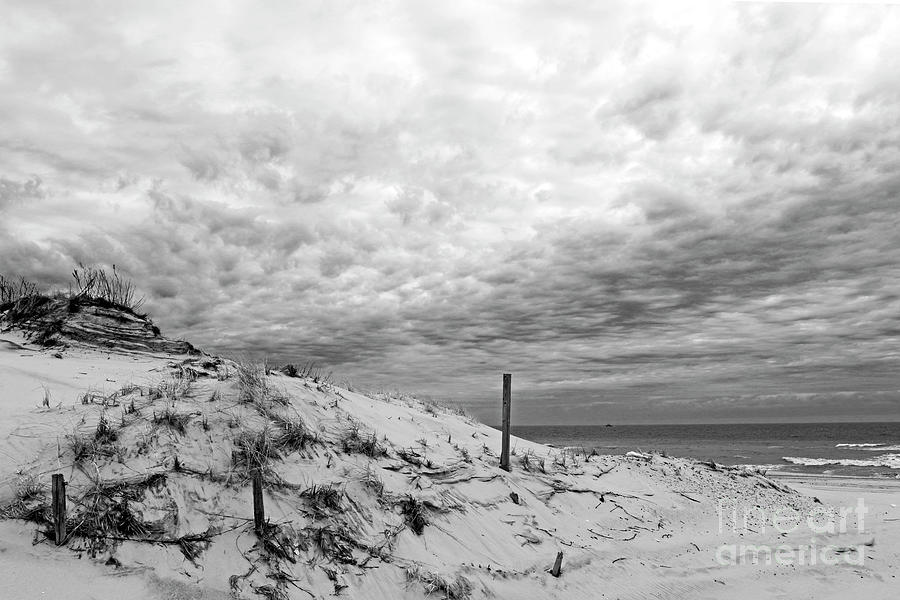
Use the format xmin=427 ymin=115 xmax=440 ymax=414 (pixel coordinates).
xmin=551 ymin=551 xmax=563 ymax=577
xmin=52 ymin=473 xmax=66 ymax=546
xmin=500 ymin=373 xmax=512 ymax=471
xmin=252 ymin=472 xmax=265 ymax=535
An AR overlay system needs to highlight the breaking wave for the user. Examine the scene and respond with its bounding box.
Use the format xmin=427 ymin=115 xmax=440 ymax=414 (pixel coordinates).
xmin=732 ymin=463 xmax=782 ymax=472
xmin=782 ymin=453 xmax=900 ymax=469
xmin=835 ymin=443 xmax=884 ymax=448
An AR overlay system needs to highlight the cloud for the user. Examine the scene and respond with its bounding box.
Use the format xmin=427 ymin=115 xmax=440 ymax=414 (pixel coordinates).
xmin=2 ymin=1 xmax=900 ymax=423
xmin=0 ymin=175 xmax=43 ymax=211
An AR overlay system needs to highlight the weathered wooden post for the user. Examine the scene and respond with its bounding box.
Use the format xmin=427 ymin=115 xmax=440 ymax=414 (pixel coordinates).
xmin=252 ymin=472 xmax=265 ymax=535
xmin=500 ymin=373 xmax=512 ymax=471
xmin=551 ymin=551 xmax=563 ymax=577
xmin=52 ymin=473 xmax=66 ymax=545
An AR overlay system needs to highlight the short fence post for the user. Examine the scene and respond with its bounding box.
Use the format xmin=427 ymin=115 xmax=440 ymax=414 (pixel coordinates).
xmin=500 ymin=373 xmax=512 ymax=471
xmin=252 ymin=472 xmax=265 ymax=535
xmin=52 ymin=473 xmax=66 ymax=545
xmin=551 ymin=551 xmax=563 ymax=577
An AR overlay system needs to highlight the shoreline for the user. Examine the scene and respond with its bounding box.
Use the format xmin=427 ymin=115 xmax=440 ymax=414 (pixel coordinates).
xmin=771 ymin=470 xmax=900 ymax=483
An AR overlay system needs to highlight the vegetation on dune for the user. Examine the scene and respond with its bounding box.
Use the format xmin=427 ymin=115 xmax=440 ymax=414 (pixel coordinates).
xmin=405 ymin=565 xmax=473 ymax=600
xmin=152 ymin=406 xmax=191 ymax=434
xmin=0 ymin=265 xmax=157 ymax=349
xmin=0 ymin=301 xmax=494 ymax=598
xmin=270 ymin=413 xmax=316 ymax=452
xmin=398 ymin=495 xmax=429 ymax=535
xmin=340 ymin=421 xmax=387 ymax=458
xmin=0 ymin=292 xmax=53 ymax=325
xmin=300 ymin=483 xmax=344 ymax=517
xmin=0 ymin=274 xmax=39 ymax=305
xmin=75 ymin=485 xmax=160 ymax=543
xmin=69 ymin=264 xmax=145 ymax=313
xmin=0 ymin=474 xmax=50 ymax=524
xmin=279 ymin=361 xmax=333 ymax=384
xmin=0 ymin=265 xmax=146 ymax=317
xmin=357 ymin=465 xmax=385 ymax=498
xmin=233 ymin=426 xmax=282 ymax=476
xmin=236 ymin=359 xmax=268 ymax=404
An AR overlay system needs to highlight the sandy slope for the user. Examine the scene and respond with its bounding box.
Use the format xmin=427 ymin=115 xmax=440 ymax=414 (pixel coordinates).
xmin=1 ymin=332 xmax=897 ymax=599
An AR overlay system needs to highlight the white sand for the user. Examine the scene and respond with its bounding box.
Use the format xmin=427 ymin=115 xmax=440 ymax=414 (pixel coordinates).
xmin=1 ymin=332 xmax=897 ymax=599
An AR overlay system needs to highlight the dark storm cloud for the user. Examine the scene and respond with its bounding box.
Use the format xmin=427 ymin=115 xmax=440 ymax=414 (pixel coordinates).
xmin=2 ymin=1 xmax=900 ymax=423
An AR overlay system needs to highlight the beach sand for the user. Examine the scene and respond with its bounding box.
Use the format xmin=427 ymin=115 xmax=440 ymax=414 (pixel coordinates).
xmin=1 ymin=330 xmax=897 ymax=599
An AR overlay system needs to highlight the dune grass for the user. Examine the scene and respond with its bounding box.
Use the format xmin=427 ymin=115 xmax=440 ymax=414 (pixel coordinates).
xmin=233 ymin=427 xmax=281 ymax=475
xmin=236 ymin=360 xmax=267 ymax=405
xmin=398 ymin=495 xmax=428 ymax=535
xmin=70 ymin=264 xmax=145 ymax=313
xmin=340 ymin=422 xmax=387 ymax=458
xmin=152 ymin=406 xmax=191 ymax=434
xmin=405 ymin=565 xmax=472 ymax=600
xmin=300 ymin=483 xmax=343 ymax=517
xmin=0 ymin=274 xmax=38 ymax=305
xmin=269 ymin=413 xmax=315 ymax=452
xmin=1 ymin=265 xmax=146 ymax=320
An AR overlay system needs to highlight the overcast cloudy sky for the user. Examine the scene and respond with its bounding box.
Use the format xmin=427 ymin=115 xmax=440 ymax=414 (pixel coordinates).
xmin=2 ymin=1 xmax=900 ymax=424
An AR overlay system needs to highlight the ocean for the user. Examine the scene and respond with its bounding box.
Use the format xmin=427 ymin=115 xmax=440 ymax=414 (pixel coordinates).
xmin=511 ymin=422 xmax=900 ymax=478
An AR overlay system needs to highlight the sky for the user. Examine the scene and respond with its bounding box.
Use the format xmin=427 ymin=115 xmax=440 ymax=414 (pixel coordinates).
xmin=2 ymin=1 xmax=900 ymax=425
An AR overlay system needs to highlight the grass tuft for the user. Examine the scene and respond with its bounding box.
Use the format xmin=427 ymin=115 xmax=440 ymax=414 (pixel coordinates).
xmin=0 ymin=293 xmax=52 ymax=323
xmin=307 ymin=524 xmax=356 ymax=564
xmin=236 ymin=360 xmax=267 ymax=404
xmin=520 ymin=449 xmax=544 ymax=473
xmin=270 ymin=414 xmax=314 ymax=452
xmin=405 ymin=565 xmax=472 ymax=600
xmin=14 ymin=473 xmax=45 ymax=503
xmin=300 ymin=484 xmax=343 ymax=516
xmin=175 ymin=530 xmax=214 ymax=565
xmin=398 ymin=495 xmax=428 ymax=535
xmin=152 ymin=407 xmax=190 ymax=434
xmin=340 ymin=422 xmax=386 ymax=458
xmin=233 ymin=427 xmax=281 ymax=475
xmin=357 ymin=466 xmax=385 ymax=498
xmin=0 ymin=274 xmax=39 ymax=305
xmin=0 ymin=474 xmax=50 ymax=523
xmin=94 ymin=412 xmax=118 ymax=444
xmin=70 ymin=264 xmax=145 ymax=313
xmin=69 ymin=481 xmax=164 ymax=551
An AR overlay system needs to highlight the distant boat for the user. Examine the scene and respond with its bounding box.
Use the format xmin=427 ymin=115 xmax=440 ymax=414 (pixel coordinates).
xmin=605 ymin=423 xmax=613 ymax=427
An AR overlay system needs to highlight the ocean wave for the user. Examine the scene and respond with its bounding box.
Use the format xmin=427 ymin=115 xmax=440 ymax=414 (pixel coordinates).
xmin=832 ymin=443 xmax=900 ymax=452
xmin=835 ymin=443 xmax=884 ymax=448
xmin=782 ymin=453 xmax=900 ymax=469
xmin=732 ymin=463 xmax=782 ymax=472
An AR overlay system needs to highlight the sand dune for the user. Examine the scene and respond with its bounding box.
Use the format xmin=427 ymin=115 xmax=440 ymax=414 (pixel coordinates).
xmin=1 ymin=317 xmax=898 ymax=598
